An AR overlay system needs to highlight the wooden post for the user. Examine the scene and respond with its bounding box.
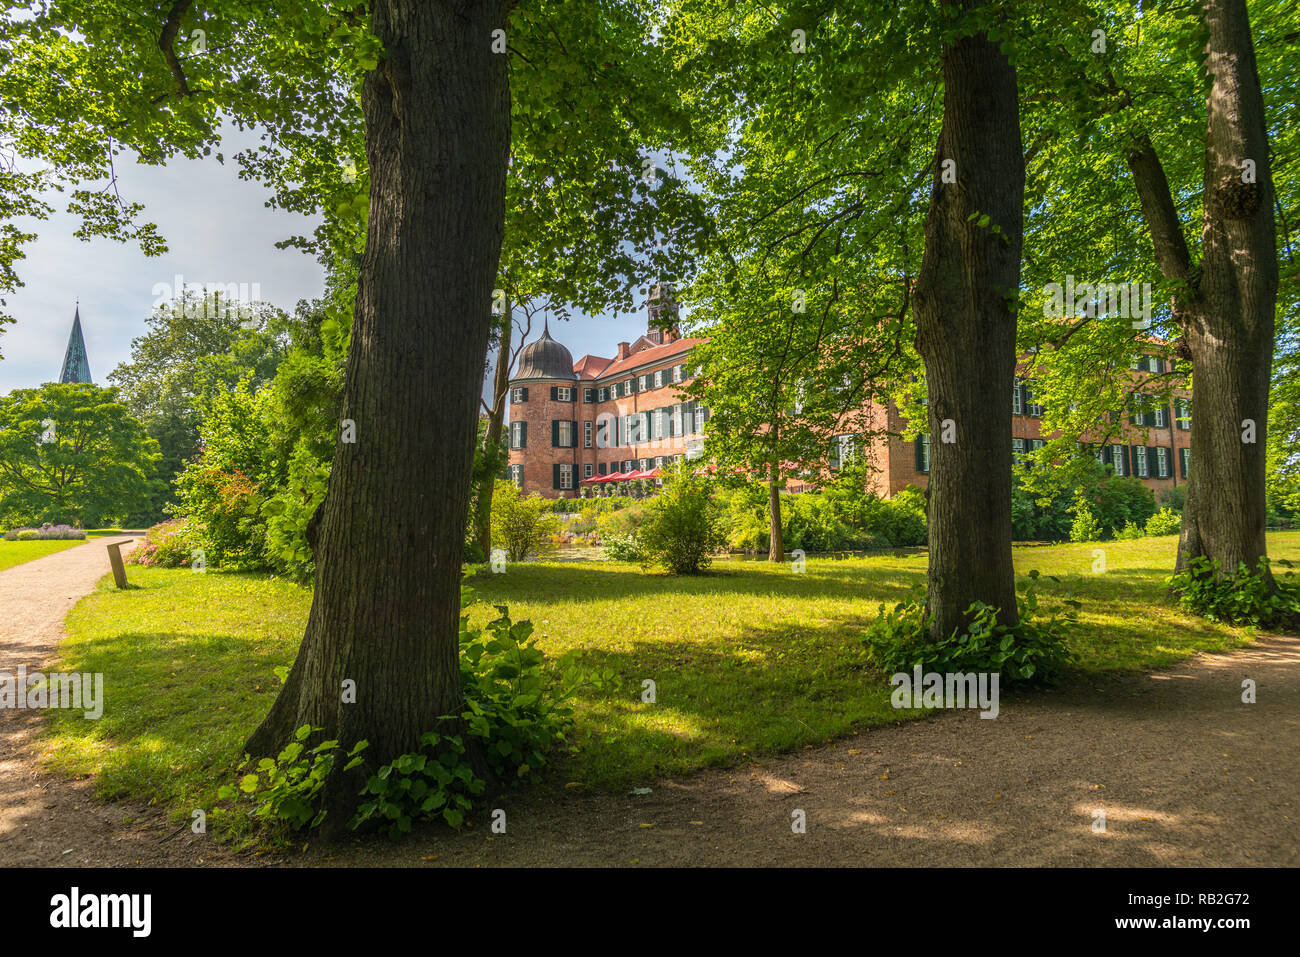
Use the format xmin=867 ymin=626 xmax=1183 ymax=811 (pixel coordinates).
xmin=106 ymin=542 xmax=128 ymax=589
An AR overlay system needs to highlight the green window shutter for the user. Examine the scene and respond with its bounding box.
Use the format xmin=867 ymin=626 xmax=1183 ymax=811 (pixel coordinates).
xmin=552 ymin=420 xmax=560 ymax=446
xmin=522 ymin=387 xmax=529 ymax=402
xmin=520 ymin=421 xmax=527 ymax=448
xmin=553 ymin=464 xmax=561 ymax=489
xmin=550 ymin=386 xmax=557 ymax=400
xmin=570 ymin=420 xmax=578 ymax=447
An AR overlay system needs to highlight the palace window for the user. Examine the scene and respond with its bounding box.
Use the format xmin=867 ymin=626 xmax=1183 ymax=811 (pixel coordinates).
xmin=1175 ymin=398 xmax=1191 ymax=430
xmin=584 ymin=421 xmax=593 ymax=448
xmin=1134 ymin=445 xmax=1149 ymax=478
xmin=1155 ymin=446 xmax=1170 ymax=478
xmin=1111 ymin=444 xmax=1126 ymax=476
xmin=915 ymin=434 xmax=931 ymax=474
xmin=510 ymin=387 xmax=528 ymax=403
xmin=509 ymin=421 xmax=526 ymax=449
xmin=1180 ymin=447 xmax=1191 ymax=478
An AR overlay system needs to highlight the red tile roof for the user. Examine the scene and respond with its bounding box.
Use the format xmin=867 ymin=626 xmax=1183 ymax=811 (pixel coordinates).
xmin=572 ymin=354 xmax=611 ymax=379
xmin=589 ymin=336 xmax=703 ymax=380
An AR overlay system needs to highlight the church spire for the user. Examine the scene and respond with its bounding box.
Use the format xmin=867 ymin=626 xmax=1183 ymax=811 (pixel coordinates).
xmin=59 ymin=304 xmax=93 ymax=384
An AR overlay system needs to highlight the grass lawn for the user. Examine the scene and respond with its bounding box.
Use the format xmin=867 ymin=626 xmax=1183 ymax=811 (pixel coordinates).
xmin=0 ymin=530 xmax=139 ymax=573
xmin=0 ymin=539 xmax=86 ymax=571
xmin=42 ymin=531 xmax=1300 ymax=837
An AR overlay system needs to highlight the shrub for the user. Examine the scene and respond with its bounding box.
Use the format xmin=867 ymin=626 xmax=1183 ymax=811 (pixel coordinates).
xmin=1156 ymin=485 xmax=1186 ymax=512
xmin=261 ymin=444 xmax=329 ymax=583
xmin=596 ymin=501 xmax=651 ymax=539
xmin=784 ymin=493 xmax=855 ymax=552
xmin=862 ymin=571 xmax=1077 ymax=684
xmin=173 ymin=465 xmax=268 ymax=569
xmin=601 ymin=532 xmax=644 ymax=562
xmin=637 ymin=463 xmax=725 ymax=574
xmin=1088 ymin=475 xmax=1156 ymax=537
xmin=1069 ymin=495 xmax=1103 ymax=543
xmin=1145 ymin=507 xmax=1182 ymax=536
xmin=218 ymin=726 xmax=368 ymax=833
xmin=1167 ymin=556 xmax=1300 ymax=628
xmin=128 ymin=518 xmax=203 ymax=568
xmin=2 ymin=524 xmax=86 ymax=541
xmin=489 ymin=480 xmax=560 ymax=562
xmin=1114 ymin=520 xmax=1146 ymax=541
xmin=352 ymin=588 xmax=592 ymax=837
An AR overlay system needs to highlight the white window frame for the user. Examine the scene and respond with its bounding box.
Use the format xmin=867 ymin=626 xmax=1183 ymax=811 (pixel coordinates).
xmin=1012 ymin=381 xmax=1022 ymax=415
xmin=1111 ymin=444 xmax=1126 ymax=476
xmin=672 ymin=364 xmax=683 ymax=383
xmin=510 ymin=421 xmax=525 ymax=449
xmin=584 ymin=421 xmax=593 ymax=448
xmin=1135 ymin=445 xmax=1148 ymax=478
xmin=1012 ymin=437 xmax=1025 ymax=464
xmin=1155 ymin=446 xmax=1169 ymax=478
xmin=1153 ymin=406 xmax=1167 ymax=428
xmin=560 ymin=464 xmax=574 ymax=490
xmin=510 ymin=387 xmax=525 ymax=403
xmin=584 ymin=463 xmax=593 ymax=479
xmin=559 ymin=421 xmax=575 ymax=448
xmin=556 ymin=386 xmax=572 ymax=402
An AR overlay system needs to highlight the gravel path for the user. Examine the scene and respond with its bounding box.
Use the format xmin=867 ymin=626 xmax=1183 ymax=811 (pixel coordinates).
xmin=309 ymin=633 xmax=1298 ymax=867
xmin=0 ymin=536 xmax=237 ymax=866
xmin=1 ymin=541 xmax=1295 ymax=867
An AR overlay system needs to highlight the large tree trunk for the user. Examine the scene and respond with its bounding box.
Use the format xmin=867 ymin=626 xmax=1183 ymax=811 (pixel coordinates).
xmin=474 ymin=302 xmax=513 ymax=558
xmin=767 ymin=459 xmax=783 ymax=562
xmin=1127 ymin=0 xmax=1277 ymax=587
xmin=245 ymin=0 xmax=512 ymax=839
xmin=912 ymin=2 xmax=1023 ymax=641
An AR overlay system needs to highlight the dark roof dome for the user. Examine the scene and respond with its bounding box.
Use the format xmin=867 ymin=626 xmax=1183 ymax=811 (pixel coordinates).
xmin=514 ymin=325 xmax=577 ymax=381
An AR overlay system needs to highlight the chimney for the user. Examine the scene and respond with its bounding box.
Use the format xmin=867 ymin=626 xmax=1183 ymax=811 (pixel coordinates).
xmin=617 ymin=341 xmax=631 ymax=360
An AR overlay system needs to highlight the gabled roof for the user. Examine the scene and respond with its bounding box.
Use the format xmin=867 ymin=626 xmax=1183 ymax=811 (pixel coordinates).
xmin=596 ymin=336 xmax=702 ymax=380
xmin=572 ymin=354 xmax=612 ymax=380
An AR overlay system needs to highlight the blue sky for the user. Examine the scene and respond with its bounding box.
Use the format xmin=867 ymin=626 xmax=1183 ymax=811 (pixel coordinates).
xmin=0 ymin=125 xmax=663 ymax=395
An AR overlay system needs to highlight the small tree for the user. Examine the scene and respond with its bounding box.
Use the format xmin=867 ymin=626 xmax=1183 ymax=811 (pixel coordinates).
xmin=637 ymin=463 xmax=725 ymax=574
xmin=489 ymin=480 xmax=560 ymax=562
xmin=1069 ymin=494 xmax=1103 ymax=544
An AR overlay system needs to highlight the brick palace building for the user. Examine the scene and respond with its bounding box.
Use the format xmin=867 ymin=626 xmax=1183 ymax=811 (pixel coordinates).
xmin=506 ymin=295 xmax=1192 ymax=500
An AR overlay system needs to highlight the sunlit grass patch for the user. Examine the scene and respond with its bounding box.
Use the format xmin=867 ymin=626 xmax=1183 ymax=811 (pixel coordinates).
xmin=42 ymin=531 xmax=1300 ymax=833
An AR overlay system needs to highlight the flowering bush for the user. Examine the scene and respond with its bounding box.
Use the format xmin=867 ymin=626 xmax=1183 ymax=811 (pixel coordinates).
xmin=129 ymin=518 xmax=203 ymax=568
xmin=3 ymin=524 xmax=86 ymax=541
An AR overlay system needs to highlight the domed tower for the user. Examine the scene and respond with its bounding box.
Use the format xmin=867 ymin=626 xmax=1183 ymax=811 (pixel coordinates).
xmin=507 ymin=322 xmax=581 ymax=498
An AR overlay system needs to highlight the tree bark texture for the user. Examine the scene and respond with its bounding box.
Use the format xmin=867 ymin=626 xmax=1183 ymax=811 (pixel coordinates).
xmin=245 ymin=0 xmax=512 ymax=838
xmin=913 ymin=3 xmax=1024 ymax=641
xmin=1126 ymin=0 xmax=1277 ymax=585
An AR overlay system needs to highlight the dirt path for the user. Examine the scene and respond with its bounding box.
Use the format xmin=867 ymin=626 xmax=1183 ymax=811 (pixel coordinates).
xmin=2 ymin=544 xmax=1296 ymax=867
xmin=308 ymin=635 xmax=1300 ymax=868
xmin=0 ymin=536 xmax=238 ymax=867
